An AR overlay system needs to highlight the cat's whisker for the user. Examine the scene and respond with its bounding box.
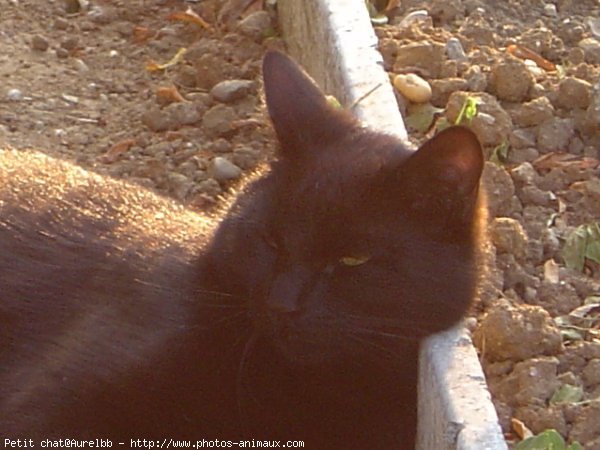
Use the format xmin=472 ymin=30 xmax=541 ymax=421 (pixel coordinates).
xmin=236 ymin=331 xmax=260 ymax=437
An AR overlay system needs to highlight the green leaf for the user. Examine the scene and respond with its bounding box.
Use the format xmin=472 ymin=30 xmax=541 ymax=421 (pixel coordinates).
xmin=562 ymin=223 xmax=600 ymax=272
xmin=404 ymin=103 xmax=443 ymax=133
xmin=515 ymin=429 xmax=566 ymax=450
xmin=550 ymin=384 xmax=584 ymax=405
xmin=567 ymin=443 xmax=583 ymax=450
xmin=560 ymin=328 xmax=584 ymax=342
xmin=490 ymin=140 xmax=510 ymax=165
xmin=455 ymin=96 xmax=479 ymax=125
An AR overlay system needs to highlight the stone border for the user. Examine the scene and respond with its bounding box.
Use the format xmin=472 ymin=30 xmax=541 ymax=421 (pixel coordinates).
xmin=276 ymin=1 xmax=508 ymax=449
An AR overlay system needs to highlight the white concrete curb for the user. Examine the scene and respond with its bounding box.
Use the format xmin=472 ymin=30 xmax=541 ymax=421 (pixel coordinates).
xmin=276 ymin=1 xmax=508 ymax=449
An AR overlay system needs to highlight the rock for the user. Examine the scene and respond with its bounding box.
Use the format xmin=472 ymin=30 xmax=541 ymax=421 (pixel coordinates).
xmin=490 ymin=357 xmax=561 ymax=407
xmin=393 ymin=41 xmax=445 ymax=78
xmin=489 ymin=57 xmax=534 ymax=102
xmin=445 ymin=37 xmax=468 ymax=62
xmin=518 ymin=185 xmax=555 ymax=207
xmin=497 ymin=253 xmax=539 ymax=293
xmin=578 ymin=38 xmax=600 ymax=64
xmin=237 ymin=11 xmax=272 ymax=41
xmin=446 ymin=92 xmax=513 ymax=148
xmin=568 ymin=47 xmax=586 ymax=65
xmin=31 ymin=35 xmax=50 ymax=52
xmin=533 ymin=282 xmax=581 ymax=316
xmin=430 ymin=1 xmax=463 ymax=24
xmin=537 ymin=118 xmax=575 ymax=152
xmin=507 ymin=147 xmax=539 ymax=164
xmin=573 ymin=178 xmax=600 ymax=217
xmin=393 ymin=73 xmax=432 ymax=103
xmin=210 ymin=80 xmax=255 ymax=103
xmin=481 ymin=162 xmax=516 ymax=217
xmin=141 ymin=109 xmax=176 ymax=132
xmin=556 ymin=77 xmax=592 ymax=110
xmin=166 ymin=102 xmax=205 ymax=127
xmin=490 ymin=217 xmax=529 ymax=262
xmin=458 ymin=13 xmax=495 ymax=46
xmin=583 ymin=359 xmax=600 ymax=387
xmin=464 ymin=65 xmax=487 ymax=92
xmin=543 ymin=3 xmax=557 ymax=17
xmin=509 ymin=128 xmax=537 ymax=149
xmin=395 ymin=10 xmax=430 ymax=28
xmin=570 ymin=401 xmax=600 ymax=444
xmin=232 ymin=147 xmax=262 ymax=170
xmin=585 ymin=92 xmax=600 ymax=128
xmin=202 ymin=104 xmax=237 ymax=137
xmin=6 ymin=88 xmax=23 ymax=101
xmin=511 ymin=162 xmax=540 ymax=186
xmin=514 ymin=405 xmax=567 ymax=436
xmin=196 ymin=178 xmax=222 ymax=198
xmin=510 ymin=96 xmax=555 ymax=127
xmin=166 ymin=172 xmax=193 ymax=201
xmin=207 ymin=157 xmax=242 ymax=182
xmin=430 ymin=78 xmax=468 ymax=107
xmin=473 ymin=300 xmax=563 ymax=363
xmin=141 ymin=102 xmax=204 ymax=132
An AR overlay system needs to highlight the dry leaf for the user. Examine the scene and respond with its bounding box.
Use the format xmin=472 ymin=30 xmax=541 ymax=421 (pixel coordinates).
xmin=532 ymin=152 xmax=600 ymax=172
xmin=146 ymin=47 xmax=187 ymax=72
xmin=507 ymin=44 xmax=556 ymax=71
xmin=543 ymin=259 xmax=560 ymax=284
xmin=156 ymin=86 xmax=186 ymax=106
xmin=167 ymin=7 xmax=211 ymax=29
xmin=511 ymin=417 xmax=533 ymax=440
xmin=132 ymin=26 xmax=154 ymax=43
xmin=99 ymin=138 xmax=136 ymax=164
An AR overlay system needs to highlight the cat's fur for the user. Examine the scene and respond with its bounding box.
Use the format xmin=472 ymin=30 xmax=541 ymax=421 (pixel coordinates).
xmin=0 ymin=51 xmax=485 ymax=449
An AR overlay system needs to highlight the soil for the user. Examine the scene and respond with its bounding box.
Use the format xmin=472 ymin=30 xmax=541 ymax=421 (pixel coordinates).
xmin=2 ymin=0 xmax=600 ymax=449
xmin=377 ymin=1 xmax=600 ymax=448
xmin=0 ymin=0 xmax=281 ymax=210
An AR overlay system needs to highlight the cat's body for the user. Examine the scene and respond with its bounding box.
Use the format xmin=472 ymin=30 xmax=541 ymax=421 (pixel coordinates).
xmin=0 ymin=51 xmax=485 ymax=449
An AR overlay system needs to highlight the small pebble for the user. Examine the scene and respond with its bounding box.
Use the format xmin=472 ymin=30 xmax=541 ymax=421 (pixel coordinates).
xmin=31 ymin=35 xmax=50 ymax=52
xmin=237 ymin=11 xmax=272 ymax=41
xmin=446 ymin=38 xmax=468 ymax=62
xmin=588 ymin=17 xmax=600 ymax=39
xmin=56 ymin=48 xmax=70 ymax=59
xmin=393 ymin=73 xmax=432 ymax=103
xmin=73 ymin=58 xmax=90 ymax=72
xmin=543 ymin=3 xmax=557 ymax=17
xmin=60 ymin=37 xmax=79 ymax=51
xmin=6 ymin=88 xmax=23 ymax=101
xmin=54 ymin=17 xmax=70 ymax=30
xmin=210 ymin=80 xmax=255 ymax=103
xmin=208 ymin=157 xmax=242 ymax=182
xmin=397 ymin=10 xmax=429 ymax=28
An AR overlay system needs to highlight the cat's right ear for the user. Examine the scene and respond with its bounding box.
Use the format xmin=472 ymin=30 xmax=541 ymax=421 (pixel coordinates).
xmin=262 ymin=50 xmax=353 ymax=156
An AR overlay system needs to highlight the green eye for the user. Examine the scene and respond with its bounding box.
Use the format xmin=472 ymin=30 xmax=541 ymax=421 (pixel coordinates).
xmin=339 ymin=255 xmax=371 ymax=266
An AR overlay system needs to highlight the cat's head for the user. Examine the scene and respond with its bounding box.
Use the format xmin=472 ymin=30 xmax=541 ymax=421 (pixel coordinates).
xmin=205 ymin=50 xmax=486 ymax=365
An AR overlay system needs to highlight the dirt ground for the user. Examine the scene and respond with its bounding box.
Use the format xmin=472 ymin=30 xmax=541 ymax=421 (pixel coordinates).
xmin=1 ymin=0 xmax=600 ymax=448
xmin=377 ymin=1 xmax=600 ymax=448
xmin=1 ymin=0 xmax=280 ymax=209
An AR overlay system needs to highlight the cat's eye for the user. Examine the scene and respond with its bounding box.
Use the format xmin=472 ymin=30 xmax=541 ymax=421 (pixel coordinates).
xmin=339 ymin=255 xmax=371 ymax=267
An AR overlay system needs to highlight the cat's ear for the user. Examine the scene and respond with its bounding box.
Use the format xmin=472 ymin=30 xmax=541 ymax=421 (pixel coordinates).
xmin=262 ymin=50 xmax=353 ymax=156
xmin=397 ymin=126 xmax=484 ymax=224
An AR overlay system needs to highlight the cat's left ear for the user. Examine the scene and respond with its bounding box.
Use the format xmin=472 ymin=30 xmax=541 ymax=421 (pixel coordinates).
xmin=397 ymin=126 xmax=484 ymax=222
xmin=262 ymin=50 xmax=354 ymax=157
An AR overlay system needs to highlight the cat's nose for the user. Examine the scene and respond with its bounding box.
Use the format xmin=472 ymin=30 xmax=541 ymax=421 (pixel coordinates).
xmin=266 ymin=265 xmax=312 ymax=314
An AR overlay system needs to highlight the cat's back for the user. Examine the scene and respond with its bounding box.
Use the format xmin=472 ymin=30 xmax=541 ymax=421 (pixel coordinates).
xmin=0 ymin=148 xmax=223 ymax=437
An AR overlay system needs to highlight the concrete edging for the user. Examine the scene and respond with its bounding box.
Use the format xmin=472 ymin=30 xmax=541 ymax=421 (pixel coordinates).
xmin=276 ymin=1 xmax=508 ymax=449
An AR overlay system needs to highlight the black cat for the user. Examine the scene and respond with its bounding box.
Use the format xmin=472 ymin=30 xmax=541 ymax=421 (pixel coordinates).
xmin=0 ymin=50 xmax=485 ymax=449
